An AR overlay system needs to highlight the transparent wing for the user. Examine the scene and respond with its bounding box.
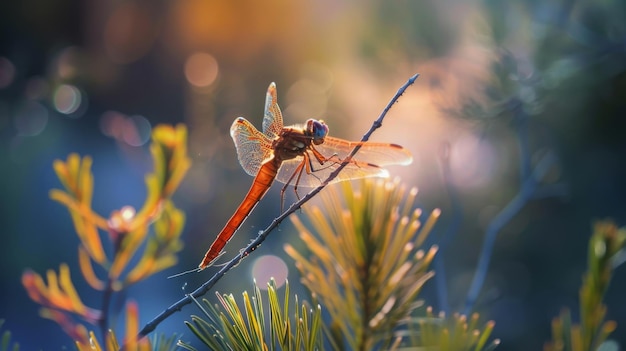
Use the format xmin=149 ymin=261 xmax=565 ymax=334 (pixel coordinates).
xmin=230 ymin=117 xmax=274 ymax=176
xmin=262 ymin=82 xmax=284 ymax=139
xmin=275 ymin=136 xmax=413 ymax=187
xmin=320 ymin=136 xmax=413 ymax=167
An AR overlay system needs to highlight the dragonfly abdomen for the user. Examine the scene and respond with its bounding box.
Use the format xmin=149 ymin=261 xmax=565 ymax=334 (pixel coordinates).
xmin=199 ymin=158 xmax=281 ymax=269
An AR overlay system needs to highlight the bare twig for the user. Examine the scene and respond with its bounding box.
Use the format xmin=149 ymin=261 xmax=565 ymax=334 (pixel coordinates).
xmin=137 ymin=74 xmax=420 ymax=338
xmin=463 ymin=111 xmax=566 ymax=314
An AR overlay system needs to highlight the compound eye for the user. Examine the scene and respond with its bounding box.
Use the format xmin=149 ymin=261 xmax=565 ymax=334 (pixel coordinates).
xmin=307 ymin=119 xmax=328 ymax=140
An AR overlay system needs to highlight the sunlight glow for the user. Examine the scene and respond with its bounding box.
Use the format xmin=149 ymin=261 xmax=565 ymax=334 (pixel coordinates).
xmin=449 ymin=134 xmax=497 ymax=190
xmin=120 ymin=206 xmax=136 ymax=221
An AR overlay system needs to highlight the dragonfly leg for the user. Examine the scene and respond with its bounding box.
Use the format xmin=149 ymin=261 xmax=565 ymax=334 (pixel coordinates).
xmin=310 ymin=146 xmax=345 ymax=169
xmin=280 ymin=159 xmax=306 ymax=212
xmin=292 ymin=153 xmax=313 ymax=200
xmin=307 ymin=146 xmax=346 ymax=177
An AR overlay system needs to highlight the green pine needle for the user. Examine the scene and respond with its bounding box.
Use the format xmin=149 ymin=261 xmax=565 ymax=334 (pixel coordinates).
xmin=181 ymin=279 xmax=323 ymax=351
xmin=286 ymin=178 xmax=439 ymax=350
xmin=0 ymin=320 xmax=19 ymax=351
xmin=545 ymin=220 xmax=626 ymax=351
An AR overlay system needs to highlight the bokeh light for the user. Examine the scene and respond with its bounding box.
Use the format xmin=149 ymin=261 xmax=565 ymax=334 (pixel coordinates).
xmin=99 ymin=111 xmax=152 ymax=146
xmin=100 ymin=110 xmax=127 ymax=138
xmin=123 ymin=115 xmax=152 ymax=146
xmin=54 ymin=47 xmax=80 ymax=80
xmin=184 ymin=52 xmax=219 ymax=87
xmin=251 ymin=255 xmax=288 ymax=289
xmin=53 ymin=84 xmax=82 ymax=115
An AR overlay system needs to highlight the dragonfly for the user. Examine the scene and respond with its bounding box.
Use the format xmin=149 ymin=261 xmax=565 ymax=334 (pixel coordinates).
xmin=199 ymin=82 xmax=413 ymax=269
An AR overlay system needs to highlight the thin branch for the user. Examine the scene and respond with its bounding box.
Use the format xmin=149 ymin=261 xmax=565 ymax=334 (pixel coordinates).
xmin=99 ymin=278 xmax=114 ymax=341
xmin=138 ymin=74 xmax=420 ymax=338
xmin=463 ymin=150 xmax=559 ymax=315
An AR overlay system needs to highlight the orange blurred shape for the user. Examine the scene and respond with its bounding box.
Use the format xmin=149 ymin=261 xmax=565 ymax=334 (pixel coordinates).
xmin=21 ymin=264 xmax=101 ymax=323
xmin=104 ymin=2 xmax=158 ymax=64
xmin=40 ymin=309 xmax=90 ymax=345
xmin=123 ymin=301 xmax=151 ymax=351
xmin=184 ymin=52 xmax=219 ymax=87
xmin=169 ymin=0 xmax=303 ymax=61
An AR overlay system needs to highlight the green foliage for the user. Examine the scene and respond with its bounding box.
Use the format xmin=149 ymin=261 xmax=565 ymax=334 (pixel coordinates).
xmin=392 ymin=308 xmax=499 ymax=351
xmin=180 ymin=279 xmax=323 ymax=351
xmin=21 ymin=125 xmax=191 ymax=348
xmin=0 ymin=320 xmax=19 ymax=351
xmin=285 ymin=178 xmax=440 ymax=350
xmin=150 ymin=333 xmax=181 ymax=351
xmin=544 ymin=220 xmax=626 ymax=351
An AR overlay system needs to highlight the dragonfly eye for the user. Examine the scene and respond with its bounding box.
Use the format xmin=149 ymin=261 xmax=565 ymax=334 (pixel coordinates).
xmin=306 ymin=119 xmax=328 ymax=144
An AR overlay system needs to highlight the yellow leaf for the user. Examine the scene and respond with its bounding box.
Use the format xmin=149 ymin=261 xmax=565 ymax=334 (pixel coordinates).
xmin=110 ymin=225 xmax=148 ymax=279
xmin=67 ymin=153 xmax=81 ymax=195
xmin=153 ymin=124 xmax=191 ymax=198
xmin=134 ymin=175 xmax=162 ymax=228
xmin=59 ymin=263 xmax=87 ymax=313
xmin=40 ymin=308 xmax=90 ymax=344
xmin=21 ymin=270 xmax=47 ymax=304
xmin=57 ymin=264 xmax=101 ymax=323
xmin=122 ymin=301 xmax=151 ymax=351
xmin=126 ymin=301 xmax=139 ymax=347
xmin=106 ymin=329 xmax=119 ymax=351
xmin=53 ymin=159 xmax=72 ymax=195
xmin=91 ymin=330 xmax=104 ymax=351
xmin=78 ymin=246 xmax=106 ymax=290
xmin=79 ymin=155 xmax=94 ymax=205
xmin=124 ymin=252 xmax=155 ymax=286
xmin=45 ymin=268 xmax=66 ymax=308
xmin=154 ymin=255 xmax=177 ymax=272
xmin=49 ymin=189 xmax=108 ymax=263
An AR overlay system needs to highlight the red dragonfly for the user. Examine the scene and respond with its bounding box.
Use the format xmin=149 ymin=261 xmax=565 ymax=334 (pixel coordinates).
xmin=199 ymin=82 xmax=413 ymax=269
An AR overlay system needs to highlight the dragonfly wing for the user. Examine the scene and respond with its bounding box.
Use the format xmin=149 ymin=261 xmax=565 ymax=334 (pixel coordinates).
xmin=275 ymin=156 xmax=388 ymax=187
xmin=275 ymin=136 xmax=412 ymax=187
xmin=262 ymin=82 xmax=284 ymax=139
xmin=320 ymin=136 xmax=413 ymax=166
xmin=230 ymin=117 xmax=274 ymax=176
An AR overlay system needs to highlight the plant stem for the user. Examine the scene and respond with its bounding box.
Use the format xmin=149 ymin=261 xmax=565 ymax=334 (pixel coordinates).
xmin=463 ymin=132 xmax=558 ymax=315
xmin=99 ymin=277 xmax=114 ymax=340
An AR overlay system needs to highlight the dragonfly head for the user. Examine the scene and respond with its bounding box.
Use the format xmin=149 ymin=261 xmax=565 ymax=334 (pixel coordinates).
xmin=305 ymin=119 xmax=328 ymax=145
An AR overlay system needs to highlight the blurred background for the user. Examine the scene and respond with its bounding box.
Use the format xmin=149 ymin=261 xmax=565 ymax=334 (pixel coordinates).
xmin=1 ymin=0 xmax=625 ymax=349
